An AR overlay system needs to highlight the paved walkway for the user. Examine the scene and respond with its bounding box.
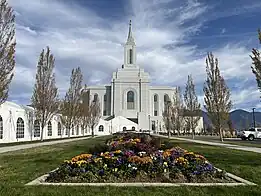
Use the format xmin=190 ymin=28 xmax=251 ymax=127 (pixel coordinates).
xmin=153 ymin=134 xmax=261 ymax=154
xmin=0 ymin=136 xmax=91 ymax=154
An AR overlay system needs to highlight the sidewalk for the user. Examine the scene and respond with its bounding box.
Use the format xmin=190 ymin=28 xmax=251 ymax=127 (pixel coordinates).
xmin=0 ymin=136 xmax=91 ymax=154
xmin=153 ymin=134 xmax=261 ymax=154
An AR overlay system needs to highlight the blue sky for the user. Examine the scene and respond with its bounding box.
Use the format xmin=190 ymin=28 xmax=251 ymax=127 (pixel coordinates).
xmin=8 ymin=0 xmax=261 ymax=112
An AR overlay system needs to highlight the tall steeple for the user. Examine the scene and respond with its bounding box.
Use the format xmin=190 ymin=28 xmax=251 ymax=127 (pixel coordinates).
xmin=124 ymin=20 xmax=136 ymax=67
xmin=126 ymin=20 xmax=135 ymax=45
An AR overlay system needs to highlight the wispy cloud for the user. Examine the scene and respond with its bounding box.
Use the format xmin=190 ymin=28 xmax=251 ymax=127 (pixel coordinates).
xmin=8 ymin=0 xmax=261 ymax=111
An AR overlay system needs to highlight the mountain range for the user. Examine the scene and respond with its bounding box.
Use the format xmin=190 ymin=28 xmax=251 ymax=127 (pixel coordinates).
xmin=202 ymin=109 xmax=261 ymax=130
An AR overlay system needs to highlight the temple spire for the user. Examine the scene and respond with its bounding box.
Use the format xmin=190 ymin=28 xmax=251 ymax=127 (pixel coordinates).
xmin=126 ymin=20 xmax=135 ymax=44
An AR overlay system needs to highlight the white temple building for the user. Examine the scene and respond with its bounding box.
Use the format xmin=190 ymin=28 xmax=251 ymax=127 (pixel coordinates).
xmin=85 ymin=20 xmax=204 ymax=132
xmin=0 ymin=21 xmax=204 ymax=144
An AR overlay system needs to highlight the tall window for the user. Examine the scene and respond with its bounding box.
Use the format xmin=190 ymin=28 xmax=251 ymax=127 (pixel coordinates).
xmin=76 ymin=125 xmax=79 ymax=135
xmin=57 ymin=122 xmax=62 ymax=136
xmin=127 ymin=90 xmax=135 ymax=109
xmin=34 ymin=120 xmax=40 ymax=137
xmin=16 ymin=117 xmax=24 ymax=138
xmin=98 ymin=125 xmax=104 ymax=132
xmin=72 ymin=125 xmax=74 ymax=135
xmin=81 ymin=125 xmax=84 ymax=135
xmin=154 ymin=94 xmax=159 ymax=116
xmin=164 ymin=94 xmax=170 ymax=115
xmin=152 ymin=120 xmax=156 ymax=131
xmin=103 ymin=94 xmax=107 ymax=116
xmin=129 ymin=49 xmax=133 ymax=64
xmin=93 ymin=94 xmax=98 ymax=102
xmin=47 ymin=121 xmax=52 ymax=136
xmin=164 ymin=94 xmax=170 ymax=104
xmin=65 ymin=127 xmax=69 ymax=135
xmin=0 ymin=116 xmax=3 ymax=139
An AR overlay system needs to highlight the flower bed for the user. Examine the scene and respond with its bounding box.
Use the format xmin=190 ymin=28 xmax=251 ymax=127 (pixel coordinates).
xmin=45 ymin=133 xmax=235 ymax=183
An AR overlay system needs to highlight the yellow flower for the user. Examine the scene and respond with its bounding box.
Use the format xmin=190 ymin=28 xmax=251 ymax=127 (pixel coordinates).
xmin=175 ymin=157 xmax=189 ymax=167
xmin=133 ymin=138 xmax=141 ymax=143
xmin=114 ymin=150 xmax=122 ymax=154
xmin=64 ymin=160 xmax=70 ymax=163
xmin=163 ymin=162 xmax=168 ymax=166
xmin=76 ymin=160 xmax=87 ymax=166
xmin=94 ymin=158 xmax=102 ymax=163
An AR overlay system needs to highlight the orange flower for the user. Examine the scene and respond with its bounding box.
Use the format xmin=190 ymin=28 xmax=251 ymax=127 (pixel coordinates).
xmin=71 ymin=153 xmax=92 ymax=162
xmin=163 ymin=150 xmax=172 ymax=158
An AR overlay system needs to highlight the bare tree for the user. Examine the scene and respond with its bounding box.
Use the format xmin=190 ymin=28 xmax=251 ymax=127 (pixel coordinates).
xmin=31 ymin=46 xmax=59 ymax=141
xmin=79 ymin=85 xmax=90 ymax=135
xmin=162 ymin=98 xmax=171 ymax=139
xmin=60 ymin=67 xmax=83 ymax=138
xmin=250 ymin=29 xmax=261 ymax=94
xmin=170 ymin=87 xmax=185 ymax=136
xmin=203 ymin=52 xmax=232 ymax=142
xmin=184 ymin=75 xmax=201 ymax=139
xmin=0 ymin=0 xmax=15 ymax=105
xmin=87 ymin=97 xmax=101 ymax=137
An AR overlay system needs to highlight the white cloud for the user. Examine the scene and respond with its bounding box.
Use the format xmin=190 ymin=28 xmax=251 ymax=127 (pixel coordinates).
xmin=7 ymin=0 xmax=261 ymax=110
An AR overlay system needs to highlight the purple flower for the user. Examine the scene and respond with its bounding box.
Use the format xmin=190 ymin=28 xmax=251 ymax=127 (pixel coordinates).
xmin=98 ymin=169 xmax=105 ymax=176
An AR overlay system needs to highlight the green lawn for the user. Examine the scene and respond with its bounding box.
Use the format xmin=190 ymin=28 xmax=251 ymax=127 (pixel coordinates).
xmin=0 ymin=136 xmax=261 ymax=196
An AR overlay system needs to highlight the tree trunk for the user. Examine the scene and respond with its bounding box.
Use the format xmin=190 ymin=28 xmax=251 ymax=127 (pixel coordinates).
xmin=192 ymin=129 xmax=195 ymax=139
xmin=91 ymin=126 xmax=94 ymax=137
xmin=40 ymin=126 xmax=44 ymax=141
xmin=219 ymin=128 xmax=223 ymax=142
xmin=68 ymin=126 xmax=71 ymax=138
xmin=168 ymin=129 xmax=170 ymax=140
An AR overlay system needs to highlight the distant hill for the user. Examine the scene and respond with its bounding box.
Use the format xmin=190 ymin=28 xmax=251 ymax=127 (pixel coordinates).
xmin=202 ymin=109 xmax=261 ymax=130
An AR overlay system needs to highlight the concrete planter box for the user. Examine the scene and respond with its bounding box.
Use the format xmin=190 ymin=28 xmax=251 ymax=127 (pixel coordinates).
xmin=26 ymin=168 xmax=256 ymax=187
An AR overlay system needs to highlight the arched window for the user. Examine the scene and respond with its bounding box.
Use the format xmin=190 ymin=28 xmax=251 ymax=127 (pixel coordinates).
xmin=98 ymin=125 xmax=104 ymax=132
xmin=47 ymin=121 xmax=52 ymax=136
xmin=132 ymin=126 xmax=135 ymax=131
xmin=65 ymin=127 xmax=69 ymax=135
xmin=0 ymin=116 xmax=3 ymax=139
xmin=154 ymin=94 xmax=159 ymax=116
xmin=164 ymin=94 xmax=170 ymax=103
xmin=76 ymin=125 xmax=79 ymax=135
xmin=123 ymin=126 xmax=127 ymax=131
xmin=127 ymin=91 xmax=135 ymax=109
xmin=81 ymin=125 xmax=84 ymax=135
xmin=57 ymin=122 xmax=62 ymax=136
xmin=164 ymin=94 xmax=171 ymax=115
xmin=93 ymin=94 xmax=98 ymax=102
xmin=16 ymin=117 xmax=24 ymax=138
xmin=34 ymin=120 xmax=40 ymax=137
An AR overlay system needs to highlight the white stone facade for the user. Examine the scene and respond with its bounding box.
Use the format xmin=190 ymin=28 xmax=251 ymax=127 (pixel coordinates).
xmin=0 ymin=101 xmax=141 ymax=143
xmin=86 ymin=21 xmax=204 ymax=133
